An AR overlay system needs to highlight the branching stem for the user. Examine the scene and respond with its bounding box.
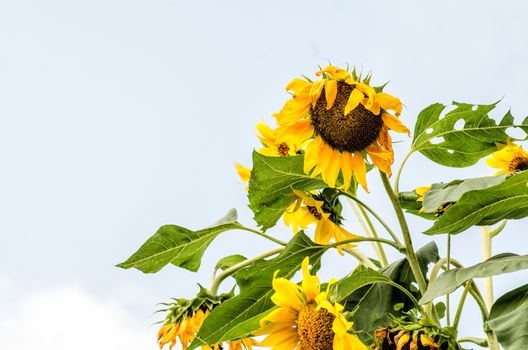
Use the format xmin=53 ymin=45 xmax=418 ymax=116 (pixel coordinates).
xmin=236 ymin=225 xmax=287 ymax=246
xmin=210 ymin=247 xmax=283 ymax=294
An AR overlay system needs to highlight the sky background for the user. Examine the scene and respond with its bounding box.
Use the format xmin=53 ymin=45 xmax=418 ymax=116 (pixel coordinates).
xmin=1 ymin=1 xmax=528 ymax=349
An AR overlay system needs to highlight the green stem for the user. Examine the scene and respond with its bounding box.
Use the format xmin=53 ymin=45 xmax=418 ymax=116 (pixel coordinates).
xmin=393 ymin=150 xmax=412 ymax=194
xmin=338 ymin=190 xmax=404 ymax=248
xmin=457 ymin=337 xmax=488 ymax=347
xmin=327 ymin=236 xmax=403 ymax=252
xmin=343 ymin=247 xmax=378 ymax=269
xmin=236 ymin=225 xmax=287 ymax=246
xmin=350 ymin=199 xmax=387 ymax=266
xmin=452 ymin=281 xmax=470 ymax=330
xmin=210 ymin=247 xmax=283 ymax=294
xmin=481 ymin=226 xmax=493 ymax=311
xmin=446 ymin=233 xmax=452 ymax=327
xmin=379 ymin=171 xmax=428 ymax=294
xmin=358 ymin=205 xmax=388 ymax=266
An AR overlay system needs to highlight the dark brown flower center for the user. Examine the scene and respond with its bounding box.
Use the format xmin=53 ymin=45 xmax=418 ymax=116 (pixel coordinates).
xmin=509 ymin=155 xmax=528 ymax=173
xmin=306 ymin=205 xmax=323 ymax=221
xmin=310 ymin=81 xmax=383 ymax=153
xmin=277 ymin=142 xmax=290 ymax=156
xmin=296 ymin=302 xmax=335 ymax=350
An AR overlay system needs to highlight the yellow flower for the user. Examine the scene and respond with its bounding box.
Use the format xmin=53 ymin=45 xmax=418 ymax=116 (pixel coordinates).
xmin=256 ymin=122 xmax=302 ymax=157
xmin=486 ymin=142 xmax=528 ymax=175
xmin=257 ymin=257 xmax=368 ymax=350
xmin=274 ymin=65 xmax=410 ymax=191
xmin=158 ymin=309 xmax=255 ymax=350
xmin=283 ymin=190 xmax=361 ymax=254
xmin=415 ymin=185 xmax=432 ymax=213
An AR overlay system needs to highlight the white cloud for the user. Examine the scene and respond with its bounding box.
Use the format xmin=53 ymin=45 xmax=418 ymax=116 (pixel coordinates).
xmin=0 ymin=282 xmax=158 ymax=350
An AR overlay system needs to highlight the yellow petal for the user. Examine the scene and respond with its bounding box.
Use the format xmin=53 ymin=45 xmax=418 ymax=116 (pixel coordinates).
xmin=381 ymin=114 xmax=410 ymax=136
xmin=304 ymin=136 xmax=323 ymax=174
xmin=271 ymin=273 xmax=304 ymax=310
xmin=301 ymin=257 xmax=320 ymax=301
xmin=310 ymin=79 xmax=325 ymax=107
xmin=351 ymin=152 xmax=368 ymax=192
xmin=323 ymin=148 xmax=341 ymax=187
xmin=344 ymin=88 xmax=363 ymax=116
xmin=376 ymin=92 xmax=403 ymax=116
xmin=325 ymin=79 xmax=338 ymax=109
xmin=340 ymin=151 xmax=354 ymax=191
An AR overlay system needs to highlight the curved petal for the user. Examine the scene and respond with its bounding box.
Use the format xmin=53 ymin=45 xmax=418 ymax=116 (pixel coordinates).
xmin=304 ymin=136 xmax=323 ymax=174
xmin=301 ymin=257 xmax=320 ymax=301
xmin=324 ymin=79 xmax=338 ymax=109
xmin=271 ymin=273 xmax=304 ymax=311
xmin=376 ymin=92 xmax=403 ymax=116
xmin=340 ymin=151 xmax=353 ymax=191
xmin=344 ymin=88 xmax=363 ymax=116
xmin=351 ymin=152 xmax=368 ymax=192
xmin=381 ymin=114 xmax=410 ymax=136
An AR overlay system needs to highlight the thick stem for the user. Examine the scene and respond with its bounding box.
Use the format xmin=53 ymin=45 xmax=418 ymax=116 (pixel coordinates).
xmin=379 ymin=171 xmax=428 ymax=294
xmin=338 ymin=190 xmax=404 ymax=248
xmin=210 ymin=247 xmax=283 ymax=294
xmin=446 ymin=233 xmax=451 ymax=326
xmin=481 ymin=226 xmax=494 ymax=311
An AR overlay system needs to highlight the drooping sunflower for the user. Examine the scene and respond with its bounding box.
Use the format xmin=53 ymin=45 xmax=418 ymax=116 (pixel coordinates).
xmin=158 ymin=292 xmax=256 ymax=350
xmin=283 ymin=190 xmax=360 ymax=254
xmin=486 ymin=142 xmax=528 ymax=175
xmin=256 ymin=257 xmax=368 ymax=350
xmin=158 ymin=309 xmax=256 ymax=350
xmin=274 ymin=65 xmax=410 ymax=191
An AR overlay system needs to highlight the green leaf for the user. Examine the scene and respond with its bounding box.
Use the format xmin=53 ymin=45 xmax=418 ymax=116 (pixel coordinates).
xmin=214 ymin=255 xmax=247 ymax=275
xmin=329 ymin=267 xmax=419 ymax=307
xmin=117 ymin=209 xmax=241 ymax=273
xmin=248 ymin=151 xmax=327 ymax=231
xmin=340 ymin=242 xmax=439 ymax=343
xmin=420 ymin=254 xmax=528 ymax=303
xmin=487 ymin=283 xmax=528 ymax=350
xmin=425 ymin=171 xmax=528 ymax=235
xmin=435 ymin=301 xmax=446 ymax=319
xmin=412 ymin=102 xmax=528 ymax=167
xmin=190 ymin=232 xmax=327 ymax=348
xmin=422 ymin=175 xmax=506 ymax=213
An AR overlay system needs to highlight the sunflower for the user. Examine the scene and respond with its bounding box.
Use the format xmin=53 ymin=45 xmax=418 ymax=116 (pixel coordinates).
xmin=257 ymin=257 xmax=368 ymax=350
xmin=486 ymin=142 xmax=528 ymax=175
xmin=373 ymin=328 xmax=440 ymax=350
xmin=283 ymin=190 xmax=360 ymax=254
xmin=274 ymin=65 xmax=410 ymax=191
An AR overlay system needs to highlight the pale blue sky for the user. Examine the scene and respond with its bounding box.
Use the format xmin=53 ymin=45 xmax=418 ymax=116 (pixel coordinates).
xmin=1 ymin=1 xmax=527 ymax=349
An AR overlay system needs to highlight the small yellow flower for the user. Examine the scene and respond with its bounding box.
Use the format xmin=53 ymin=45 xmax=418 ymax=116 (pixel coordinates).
xmin=283 ymin=190 xmax=361 ymax=254
xmin=415 ymin=185 xmax=432 ymax=213
xmin=273 ymin=65 xmax=410 ymax=191
xmin=256 ymin=257 xmax=368 ymax=350
xmin=486 ymin=142 xmax=528 ymax=175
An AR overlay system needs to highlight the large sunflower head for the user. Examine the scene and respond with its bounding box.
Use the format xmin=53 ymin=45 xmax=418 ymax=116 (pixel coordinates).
xmin=283 ymin=189 xmax=361 ymax=254
xmin=274 ymin=65 xmax=410 ymax=191
xmin=486 ymin=142 xmax=528 ymax=175
xmin=257 ymin=257 xmax=368 ymax=350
